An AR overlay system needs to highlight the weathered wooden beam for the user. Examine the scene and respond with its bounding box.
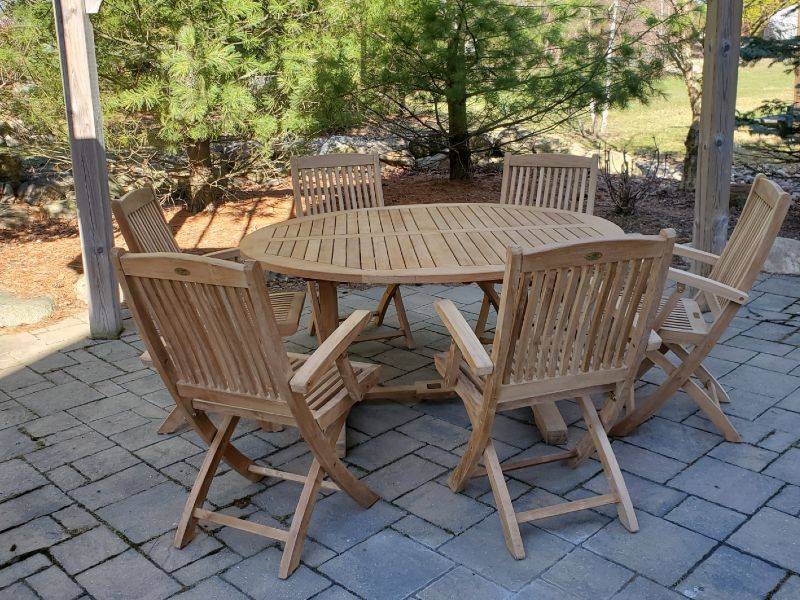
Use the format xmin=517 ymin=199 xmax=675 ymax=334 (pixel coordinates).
xmin=53 ymin=0 xmax=122 ymax=338
xmin=692 ymin=0 xmax=743 ymax=273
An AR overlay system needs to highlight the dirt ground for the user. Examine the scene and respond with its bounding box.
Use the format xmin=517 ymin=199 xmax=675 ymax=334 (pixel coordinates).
xmin=1 ymin=169 xmax=796 ymax=333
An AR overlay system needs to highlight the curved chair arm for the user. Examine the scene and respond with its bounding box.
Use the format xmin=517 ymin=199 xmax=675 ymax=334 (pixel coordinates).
xmin=673 ymin=244 xmax=719 ymax=266
xmin=204 ymin=248 xmax=241 ymax=261
xmin=290 ymin=310 xmax=373 ymax=393
xmin=667 ymin=268 xmax=749 ymax=305
xmin=435 ymin=299 xmax=494 ymax=376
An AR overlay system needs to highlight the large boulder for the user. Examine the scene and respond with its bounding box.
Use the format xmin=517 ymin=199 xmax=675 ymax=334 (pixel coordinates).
xmin=0 ymin=289 xmax=55 ymax=327
xmin=764 ymin=237 xmax=800 ymax=275
xmin=312 ymin=135 xmax=415 ymax=168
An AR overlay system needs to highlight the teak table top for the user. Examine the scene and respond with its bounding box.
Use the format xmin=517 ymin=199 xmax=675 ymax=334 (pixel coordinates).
xmin=239 ymin=203 xmax=623 ymax=284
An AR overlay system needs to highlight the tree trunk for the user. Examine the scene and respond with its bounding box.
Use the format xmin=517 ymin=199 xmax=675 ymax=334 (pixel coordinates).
xmin=186 ymin=139 xmax=217 ymax=213
xmin=446 ymin=27 xmax=470 ymax=180
xmin=683 ymin=120 xmax=700 ymax=191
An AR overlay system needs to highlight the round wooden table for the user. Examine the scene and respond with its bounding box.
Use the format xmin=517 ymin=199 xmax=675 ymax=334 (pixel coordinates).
xmin=240 ymin=203 xmax=623 ymax=285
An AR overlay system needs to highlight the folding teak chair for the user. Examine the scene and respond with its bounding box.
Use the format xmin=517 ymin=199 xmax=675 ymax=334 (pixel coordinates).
xmin=476 ymin=153 xmax=600 ymax=341
xmin=611 ymin=174 xmax=791 ymax=441
xmin=434 ymin=231 xmax=675 ymax=559
xmin=291 ymin=154 xmax=415 ymax=349
xmin=112 ymin=249 xmax=381 ymax=578
xmin=112 ymin=187 xmax=305 ymax=433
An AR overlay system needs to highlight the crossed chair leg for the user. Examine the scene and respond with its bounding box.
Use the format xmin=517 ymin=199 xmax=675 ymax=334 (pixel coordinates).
xmin=450 ymin=395 xmax=638 ymax=559
xmin=610 ymin=344 xmax=741 ymax=442
xmin=174 ymin=413 xmax=377 ymax=579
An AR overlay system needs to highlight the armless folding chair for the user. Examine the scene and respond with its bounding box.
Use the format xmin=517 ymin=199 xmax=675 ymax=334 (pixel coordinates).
xmin=434 ymin=231 xmax=675 ymax=559
xmin=112 ymin=187 xmax=305 ymax=433
xmin=291 ymin=154 xmax=415 ymax=349
xmin=112 ymin=249 xmax=380 ymax=579
xmin=610 ymin=174 xmax=791 ymax=441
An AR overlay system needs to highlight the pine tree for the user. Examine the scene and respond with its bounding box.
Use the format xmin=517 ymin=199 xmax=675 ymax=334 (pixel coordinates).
xmin=357 ymin=0 xmax=671 ymax=180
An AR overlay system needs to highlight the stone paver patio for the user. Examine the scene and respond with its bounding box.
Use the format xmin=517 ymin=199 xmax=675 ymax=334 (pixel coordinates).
xmin=1 ymin=276 xmax=800 ymax=600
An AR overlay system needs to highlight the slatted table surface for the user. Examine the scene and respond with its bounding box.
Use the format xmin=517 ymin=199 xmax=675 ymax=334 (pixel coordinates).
xmin=240 ymin=203 xmax=623 ymax=284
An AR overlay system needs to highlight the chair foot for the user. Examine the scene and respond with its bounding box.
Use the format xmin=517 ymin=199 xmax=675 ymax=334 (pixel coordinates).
xmin=158 ymin=407 xmax=187 ymax=434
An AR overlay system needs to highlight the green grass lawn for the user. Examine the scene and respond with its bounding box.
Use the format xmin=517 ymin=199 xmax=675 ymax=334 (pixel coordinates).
xmin=600 ymin=61 xmax=794 ymax=156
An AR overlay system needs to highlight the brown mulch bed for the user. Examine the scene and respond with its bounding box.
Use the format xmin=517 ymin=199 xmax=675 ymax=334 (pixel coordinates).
xmin=1 ymin=170 xmax=798 ymax=334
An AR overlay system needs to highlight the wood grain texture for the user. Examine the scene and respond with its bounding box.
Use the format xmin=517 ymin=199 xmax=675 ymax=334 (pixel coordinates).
xmin=240 ymin=203 xmax=622 ymax=284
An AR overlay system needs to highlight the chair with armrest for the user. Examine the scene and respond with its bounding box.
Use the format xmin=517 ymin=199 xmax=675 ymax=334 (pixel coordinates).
xmin=112 ymin=249 xmax=380 ymax=579
xmin=434 ymin=230 xmax=675 ymax=559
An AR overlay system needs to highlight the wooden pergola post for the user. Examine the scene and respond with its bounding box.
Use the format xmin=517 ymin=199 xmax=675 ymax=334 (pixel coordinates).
xmin=53 ymin=0 xmax=122 ymax=338
xmin=692 ymin=0 xmax=744 ymax=270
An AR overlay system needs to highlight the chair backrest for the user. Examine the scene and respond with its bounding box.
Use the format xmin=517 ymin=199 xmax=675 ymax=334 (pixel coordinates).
xmin=499 ymin=153 xmax=599 ymax=214
xmin=112 ymin=250 xmax=295 ymax=415
xmin=707 ymin=174 xmax=791 ymax=304
xmin=112 ymin=187 xmax=180 ymax=253
xmin=488 ymin=231 xmax=675 ymax=405
xmin=291 ymin=154 xmax=384 ymax=216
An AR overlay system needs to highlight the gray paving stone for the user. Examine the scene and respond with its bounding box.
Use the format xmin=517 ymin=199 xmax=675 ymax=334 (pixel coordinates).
xmin=0 ymin=553 xmax=50 ymax=590
xmin=0 ymin=368 xmax=46 ymax=393
xmin=108 ymin=421 xmax=166 ymax=451
xmin=0 ymin=517 xmax=68 ymax=566
xmin=72 ymin=446 xmax=139 ymax=481
xmin=135 ymin=436 xmax=202 ymax=469
xmin=26 ymin=430 xmax=114 ymax=470
xmin=28 ymin=353 xmax=77 ymax=374
xmin=346 ymin=400 xmax=421 ymax=436
xmin=205 ymin=468 xmax=265 ymax=508
xmin=87 ymin=340 xmax=140 ymax=363
xmin=439 ymin=518 xmax=572 ymax=590
xmin=314 ymin=585 xmax=359 ymax=600
xmin=743 ymin=321 xmax=797 ymax=341
xmin=46 ymin=465 xmax=86 ymax=492
xmin=418 ymin=566 xmax=508 ymax=600
xmin=142 ymin=530 xmax=223 ymax=572
xmin=678 ymin=545 xmax=784 ymax=600
xmin=15 ymin=381 xmax=103 ymax=416
xmin=0 ymin=582 xmax=38 ymax=600
xmin=414 ymin=445 xmax=460 ymax=469
xmin=508 ymin=578 xmax=581 ymax=599
xmin=391 ymin=514 xmax=453 ymax=549
xmin=721 ymin=364 xmax=800 ymax=398
xmin=0 ymin=485 xmax=71 ymax=531
xmin=397 ymin=415 xmax=471 ymax=450
xmin=0 ymin=401 xmax=35 ymax=430
xmin=51 ymin=505 xmax=97 ymax=533
xmin=25 ymin=565 xmax=82 ymax=600
xmin=65 ymin=361 xmax=124 ymax=384
xmin=725 ymin=335 xmax=794 ymax=357
xmin=67 ymin=393 xmax=140 ymax=423
xmin=620 ymin=417 xmax=721 ymax=463
xmin=320 ymin=530 xmax=453 ymax=600
xmin=346 ymin=430 xmax=424 ymax=471
xmin=0 ymin=458 xmax=46 ymax=502
xmin=120 ymin=373 xmax=165 ymax=395
xmin=51 ymin=526 xmax=129 ymax=575
xmin=665 ymin=495 xmax=746 ymax=540
xmin=764 ymin=447 xmax=800 ymax=485
xmin=585 ymin=472 xmax=685 ymax=517
xmin=669 ymin=456 xmax=782 ymax=513
xmin=309 ymin=494 xmax=403 ymax=552
xmin=170 ymin=576 xmax=249 ymax=600
xmin=90 ymin=411 xmax=151 ymax=437
xmin=583 ymin=512 xmax=715 ymax=586
xmin=768 ymin=484 xmax=800 ymax=516
xmin=23 ymin=412 xmax=82 ymax=439
xmin=223 ymin=547 xmax=329 ymax=599
xmin=609 ymin=441 xmax=686 ymax=484
xmin=395 ymin=482 xmax=494 ymax=534
xmin=76 ymin=549 xmax=180 ymax=600
xmin=97 ymin=481 xmax=186 ymax=543
xmin=70 ymin=463 xmax=166 ymax=510
xmin=707 ymin=441 xmax=778 ymax=471
xmin=542 ymin=547 xmax=633 ymax=600
xmin=171 ymin=547 xmax=241 ymax=586
xmin=0 ymin=427 xmax=37 ymax=461
xmin=728 ymin=507 xmax=800 ymax=572
xmin=508 ymin=446 xmax=601 ymax=495
xmin=611 ymin=577 xmax=683 ymax=600
xmin=362 ymin=454 xmax=446 ymax=501
xmin=773 ymin=575 xmax=800 ymax=600
xmin=747 ymin=352 xmax=800 ymax=374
